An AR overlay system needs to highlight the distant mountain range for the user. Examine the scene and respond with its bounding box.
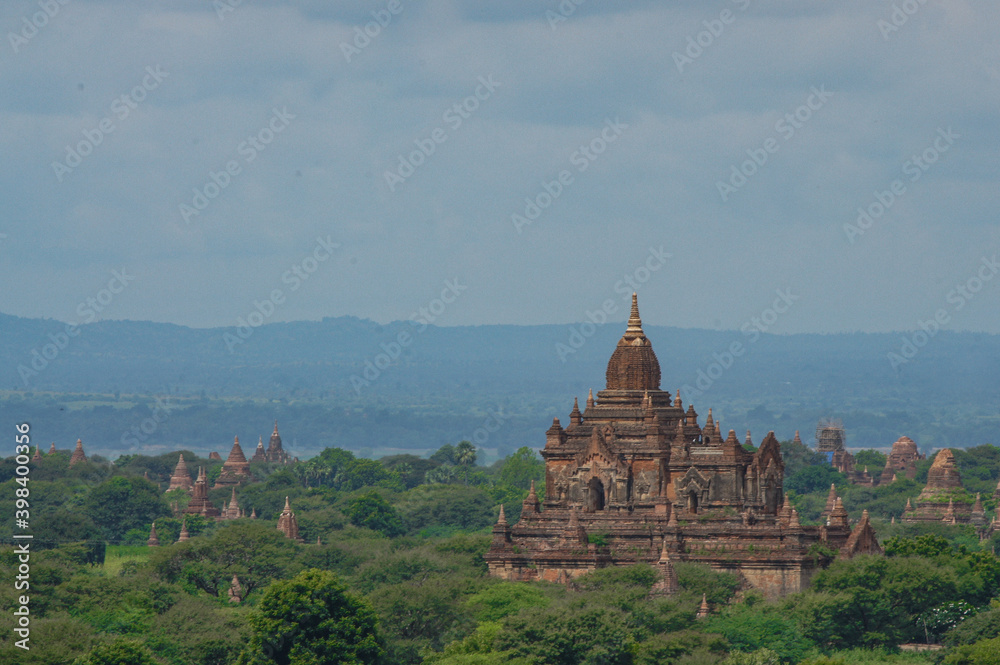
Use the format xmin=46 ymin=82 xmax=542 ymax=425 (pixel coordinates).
xmin=1 ymin=312 xmax=998 ymax=458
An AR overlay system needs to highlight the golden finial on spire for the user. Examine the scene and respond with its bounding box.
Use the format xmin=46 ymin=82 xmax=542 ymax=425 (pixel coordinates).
xmin=625 ymin=292 xmax=643 ymax=334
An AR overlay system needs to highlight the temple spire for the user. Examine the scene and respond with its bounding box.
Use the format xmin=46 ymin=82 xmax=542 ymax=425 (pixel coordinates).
xmin=626 ymin=292 xmax=643 ymax=334
xmin=697 ymin=593 xmax=710 ymax=619
xmin=147 ymin=522 xmax=160 ymax=547
xmin=586 ymin=388 xmax=595 ymax=409
xmin=70 ymin=439 xmax=87 ymax=466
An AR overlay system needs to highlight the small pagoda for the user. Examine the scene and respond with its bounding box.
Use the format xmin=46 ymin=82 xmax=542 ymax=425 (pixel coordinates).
xmin=167 ymin=454 xmax=194 ymax=492
xmin=184 ymin=467 xmax=221 ymax=518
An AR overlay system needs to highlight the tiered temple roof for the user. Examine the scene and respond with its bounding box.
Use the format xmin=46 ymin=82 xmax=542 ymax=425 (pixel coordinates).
xmin=213 ymin=437 xmax=254 ymax=488
xmin=484 ymin=294 xmax=880 ymax=599
xmin=184 ymin=467 xmax=221 ymax=518
xmin=265 ymin=421 xmax=292 ymax=463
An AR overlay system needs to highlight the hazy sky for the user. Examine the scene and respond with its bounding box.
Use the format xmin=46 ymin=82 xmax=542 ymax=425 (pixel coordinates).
xmin=1 ymin=0 xmax=998 ymax=334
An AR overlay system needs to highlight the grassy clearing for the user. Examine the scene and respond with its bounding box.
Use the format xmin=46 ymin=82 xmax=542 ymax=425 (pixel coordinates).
xmin=104 ymin=544 xmax=150 ymax=576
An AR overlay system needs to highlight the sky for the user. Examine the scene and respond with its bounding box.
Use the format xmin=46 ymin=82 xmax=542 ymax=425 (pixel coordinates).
xmin=1 ymin=0 xmax=998 ymax=334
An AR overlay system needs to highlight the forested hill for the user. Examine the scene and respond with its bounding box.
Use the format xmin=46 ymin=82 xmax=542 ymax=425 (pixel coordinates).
xmin=1 ymin=312 xmax=998 ymax=455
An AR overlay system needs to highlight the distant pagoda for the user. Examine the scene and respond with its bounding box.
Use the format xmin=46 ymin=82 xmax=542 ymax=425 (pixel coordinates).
xmin=251 ymin=436 xmax=267 ymax=463
xmin=903 ymin=449 xmax=971 ymax=523
xmin=265 ymin=421 xmax=292 ymax=464
xmin=814 ymin=420 xmax=874 ymax=487
xmin=167 ymin=454 xmax=194 ymax=492
xmin=213 ymin=437 xmax=254 ymax=488
xmin=880 ymin=436 xmax=924 ymax=484
xmin=184 ymin=467 xmax=221 ymax=518
xmin=69 ymin=439 xmax=87 ymax=466
xmin=276 ymin=496 xmax=303 ymax=542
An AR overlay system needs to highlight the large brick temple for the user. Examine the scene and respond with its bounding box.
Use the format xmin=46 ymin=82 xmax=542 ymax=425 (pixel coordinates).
xmin=485 ymin=294 xmax=881 ymax=598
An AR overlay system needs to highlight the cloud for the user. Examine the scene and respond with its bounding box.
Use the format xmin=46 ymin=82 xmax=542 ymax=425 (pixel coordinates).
xmin=0 ymin=0 xmax=997 ymax=333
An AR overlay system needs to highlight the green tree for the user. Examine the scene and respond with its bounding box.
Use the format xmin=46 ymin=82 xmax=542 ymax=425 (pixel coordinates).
xmin=944 ymin=636 xmax=1000 ymax=665
xmin=347 ymin=491 xmax=404 ymax=537
xmin=83 ymin=476 xmax=171 ymax=541
xmin=780 ymin=437 xmax=829 ymax=478
xmin=853 ymin=449 xmax=887 ymax=469
xmin=494 ymin=605 xmax=634 ymax=665
xmin=946 ymin=602 xmax=1000 ymax=646
xmin=71 ymin=639 xmax=158 ymax=665
xmin=497 ymin=447 xmax=544 ymax=493
xmin=298 ymin=448 xmax=401 ymax=491
xmin=806 ymin=554 xmax=961 ymax=647
xmin=430 ymin=444 xmax=458 ymax=466
xmin=785 ymin=465 xmax=847 ymax=495
xmin=397 ymin=484 xmax=495 ymax=534
xmin=425 ymin=465 xmax=457 ymax=484
xmin=707 ymin=603 xmax=812 ymax=663
xmin=455 ymin=441 xmax=477 ymax=485
xmin=238 ymin=568 xmax=383 ymax=665
xmin=149 ymin=521 xmax=296 ymax=598
xmin=380 ymin=454 xmax=439 ymax=489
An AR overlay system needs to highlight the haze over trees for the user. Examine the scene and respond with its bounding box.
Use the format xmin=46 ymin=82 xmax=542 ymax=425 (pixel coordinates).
xmin=2 ymin=314 xmax=998 ymax=458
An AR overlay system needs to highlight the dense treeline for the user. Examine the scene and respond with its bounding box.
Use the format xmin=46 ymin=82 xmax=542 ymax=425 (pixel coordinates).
xmin=4 ymin=443 xmax=1000 ymax=663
